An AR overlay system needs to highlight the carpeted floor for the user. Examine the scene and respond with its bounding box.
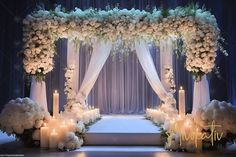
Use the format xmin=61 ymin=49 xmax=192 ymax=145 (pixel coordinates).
xmin=88 ymin=115 xmax=160 ymax=133
xmin=84 ymin=115 xmax=162 ymax=145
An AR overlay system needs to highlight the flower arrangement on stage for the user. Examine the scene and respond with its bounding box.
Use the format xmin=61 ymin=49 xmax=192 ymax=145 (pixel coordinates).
xmin=62 ymin=103 xmax=101 ymax=125
xmin=195 ymin=100 xmax=236 ymax=147
xmin=0 ymin=98 xmax=101 ymax=151
xmin=22 ymin=4 xmax=226 ymax=80
xmin=0 ymin=97 xmax=50 ymax=146
xmin=58 ymin=131 xmax=84 ymax=151
xmin=146 ymin=100 xmax=236 ymax=152
xmin=52 ymin=118 xmax=85 ymax=151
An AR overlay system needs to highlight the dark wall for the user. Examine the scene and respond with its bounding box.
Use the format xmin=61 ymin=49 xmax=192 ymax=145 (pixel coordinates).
xmin=0 ymin=0 xmax=236 ymax=111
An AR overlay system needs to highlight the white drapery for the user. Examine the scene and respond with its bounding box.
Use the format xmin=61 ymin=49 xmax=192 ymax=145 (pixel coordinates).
xmin=192 ymin=75 xmax=210 ymax=115
xmin=75 ymin=40 xmax=112 ymax=105
xmin=135 ymin=40 xmax=168 ymax=101
xmin=67 ymin=39 xmax=80 ymax=92
xmin=30 ymin=77 xmax=48 ymax=111
xmin=160 ymin=38 xmax=173 ymax=91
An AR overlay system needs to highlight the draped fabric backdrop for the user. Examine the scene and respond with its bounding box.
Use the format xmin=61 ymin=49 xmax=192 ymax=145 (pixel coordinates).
xmin=45 ymin=39 xmax=192 ymax=114
xmin=81 ymin=43 xmax=159 ymax=114
xmin=1 ymin=0 xmax=236 ymax=113
xmin=47 ymin=40 xmax=162 ymax=114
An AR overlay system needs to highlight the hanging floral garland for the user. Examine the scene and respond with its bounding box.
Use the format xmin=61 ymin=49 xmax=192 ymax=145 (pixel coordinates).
xmin=64 ymin=65 xmax=76 ymax=110
xmin=164 ymin=66 xmax=176 ymax=94
xmin=22 ymin=4 xmax=226 ymax=81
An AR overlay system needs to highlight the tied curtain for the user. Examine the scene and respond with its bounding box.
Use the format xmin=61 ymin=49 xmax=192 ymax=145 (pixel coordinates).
xmin=134 ymin=40 xmax=168 ymax=100
xmin=75 ymin=39 xmax=169 ymax=113
xmin=160 ymin=38 xmax=173 ymax=91
xmin=42 ymin=39 xmax=210 ymax=114
xmin=76 ymin=40 xmax=112 ymax=105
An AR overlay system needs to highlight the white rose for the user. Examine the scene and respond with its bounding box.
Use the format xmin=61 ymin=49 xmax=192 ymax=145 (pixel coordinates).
xmin=34 ymin=119 xmax=43 ymax=128
xmin=58 ymin=142 xmax=65 ymax=150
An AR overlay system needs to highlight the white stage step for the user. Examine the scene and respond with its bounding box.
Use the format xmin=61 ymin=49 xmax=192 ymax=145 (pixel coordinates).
xmin=76 ymin=146 xmax=165 ymax=152
xmin=84 ymin=115 xmax=163 ymax=146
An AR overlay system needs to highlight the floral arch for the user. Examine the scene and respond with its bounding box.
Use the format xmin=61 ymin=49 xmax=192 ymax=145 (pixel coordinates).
xmin=22 ymin=5 xmax=223 ymax=110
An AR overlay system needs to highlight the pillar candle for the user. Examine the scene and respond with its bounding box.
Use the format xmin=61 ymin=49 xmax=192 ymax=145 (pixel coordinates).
xmin=67 ymin=119 xmax=76 ymax=132
xmin=59 ymin=121 xmax=68 ymax=139
xmin=53 ymin=90 xmax=59 ymax=118
xmin=49 ymin=129 xmax=59 ymax=149
xmin=195 ymin=128 xmax=202 ymax=152
xmin=40 ymin=123 xmax=49 ymax=148
xmin=49 ymin=116 xmax=57 ymax=128
xmin=178 ymin=86 xmax=185 ymax=117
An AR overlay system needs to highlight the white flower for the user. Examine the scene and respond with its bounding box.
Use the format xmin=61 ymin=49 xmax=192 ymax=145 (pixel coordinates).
xmin=22 ymin=7 xmax=220 ymax=77
xmin=195 ymin=100 xmax=236 ymax=135
xmin=58 ymin=142 xmax=65 ymax=150
xmin=75 ymin=121 xmax=85 ymax=133
xmin=0 ymin=97 xmax=49 ymax=136
xmin=58 ymin=132 xmax=84 ymax=151
xmin=34 ymin=119 xmax=43 ymax=129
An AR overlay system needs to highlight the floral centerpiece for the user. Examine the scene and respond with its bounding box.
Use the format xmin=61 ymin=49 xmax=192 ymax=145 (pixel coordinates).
xmin=58 ymin=121 xmax=85 ymax=151
xmin=147 ymin=100 xmax=236 ymax=152
xmin=0 ymin=97 xmax=50 ymax=146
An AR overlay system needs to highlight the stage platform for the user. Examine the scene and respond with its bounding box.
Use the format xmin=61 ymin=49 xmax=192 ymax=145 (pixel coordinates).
xmin=85 ymin=115 xmax=163 ymax=146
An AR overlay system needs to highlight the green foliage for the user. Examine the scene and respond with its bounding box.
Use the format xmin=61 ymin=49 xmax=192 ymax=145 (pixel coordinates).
xmin=160 ymin=127 xmax=168 ymax=143
xmin=85 ymin=117 xmax=102 ymax=131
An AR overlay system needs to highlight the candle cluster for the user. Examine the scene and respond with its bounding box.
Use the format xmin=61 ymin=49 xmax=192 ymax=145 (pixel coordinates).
xmin=146 ymin=86 xmax=203 ymax=152
xmin=146 ymin=103 xmax=178 ymax=126
xmin=39 ymin=90 xmax=101 ymax=151
xmin=81 ymin=108 xmax=100 ymax=125
xmin=147 ymin=107 xmax=202 ymax=152
xmin=146 ymin=108 xmax=168 ymax=125
xmin=40 ymin=116 xmax=79 ymax=149
xmin=164 ymin=114 xmax=203 ymax=152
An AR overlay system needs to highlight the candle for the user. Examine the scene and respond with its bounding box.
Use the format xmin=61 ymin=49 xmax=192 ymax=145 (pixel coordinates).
xmin=195 ymin=128 xmax=202 ymax=152
xmin=40 ymin=123 xmax=49 ymax=148
xmin=49 ymin=116 xmax=57 ymax=128
xmin=67 ymin=119 xmax=76 ymax=132
xmin=178 ymin=86 xmax=185 ymax=117
xmin=59 ymin=121 xmax=68 ymax=138
xmin=49 ymin=129 xmax=59 ymax=149
xmin=53 ymin=90 xmax=59 ymax=118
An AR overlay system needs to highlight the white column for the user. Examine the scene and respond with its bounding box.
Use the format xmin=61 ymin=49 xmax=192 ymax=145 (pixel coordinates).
xmin=192 ymin=75 xmax=210 ymax=115
xmin=30 ymin=76 xmax=48 ymax=111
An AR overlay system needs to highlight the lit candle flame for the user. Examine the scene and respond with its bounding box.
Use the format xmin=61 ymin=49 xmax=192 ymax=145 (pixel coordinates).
xmin=43 ymin=123 xmax=47 ymax=127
